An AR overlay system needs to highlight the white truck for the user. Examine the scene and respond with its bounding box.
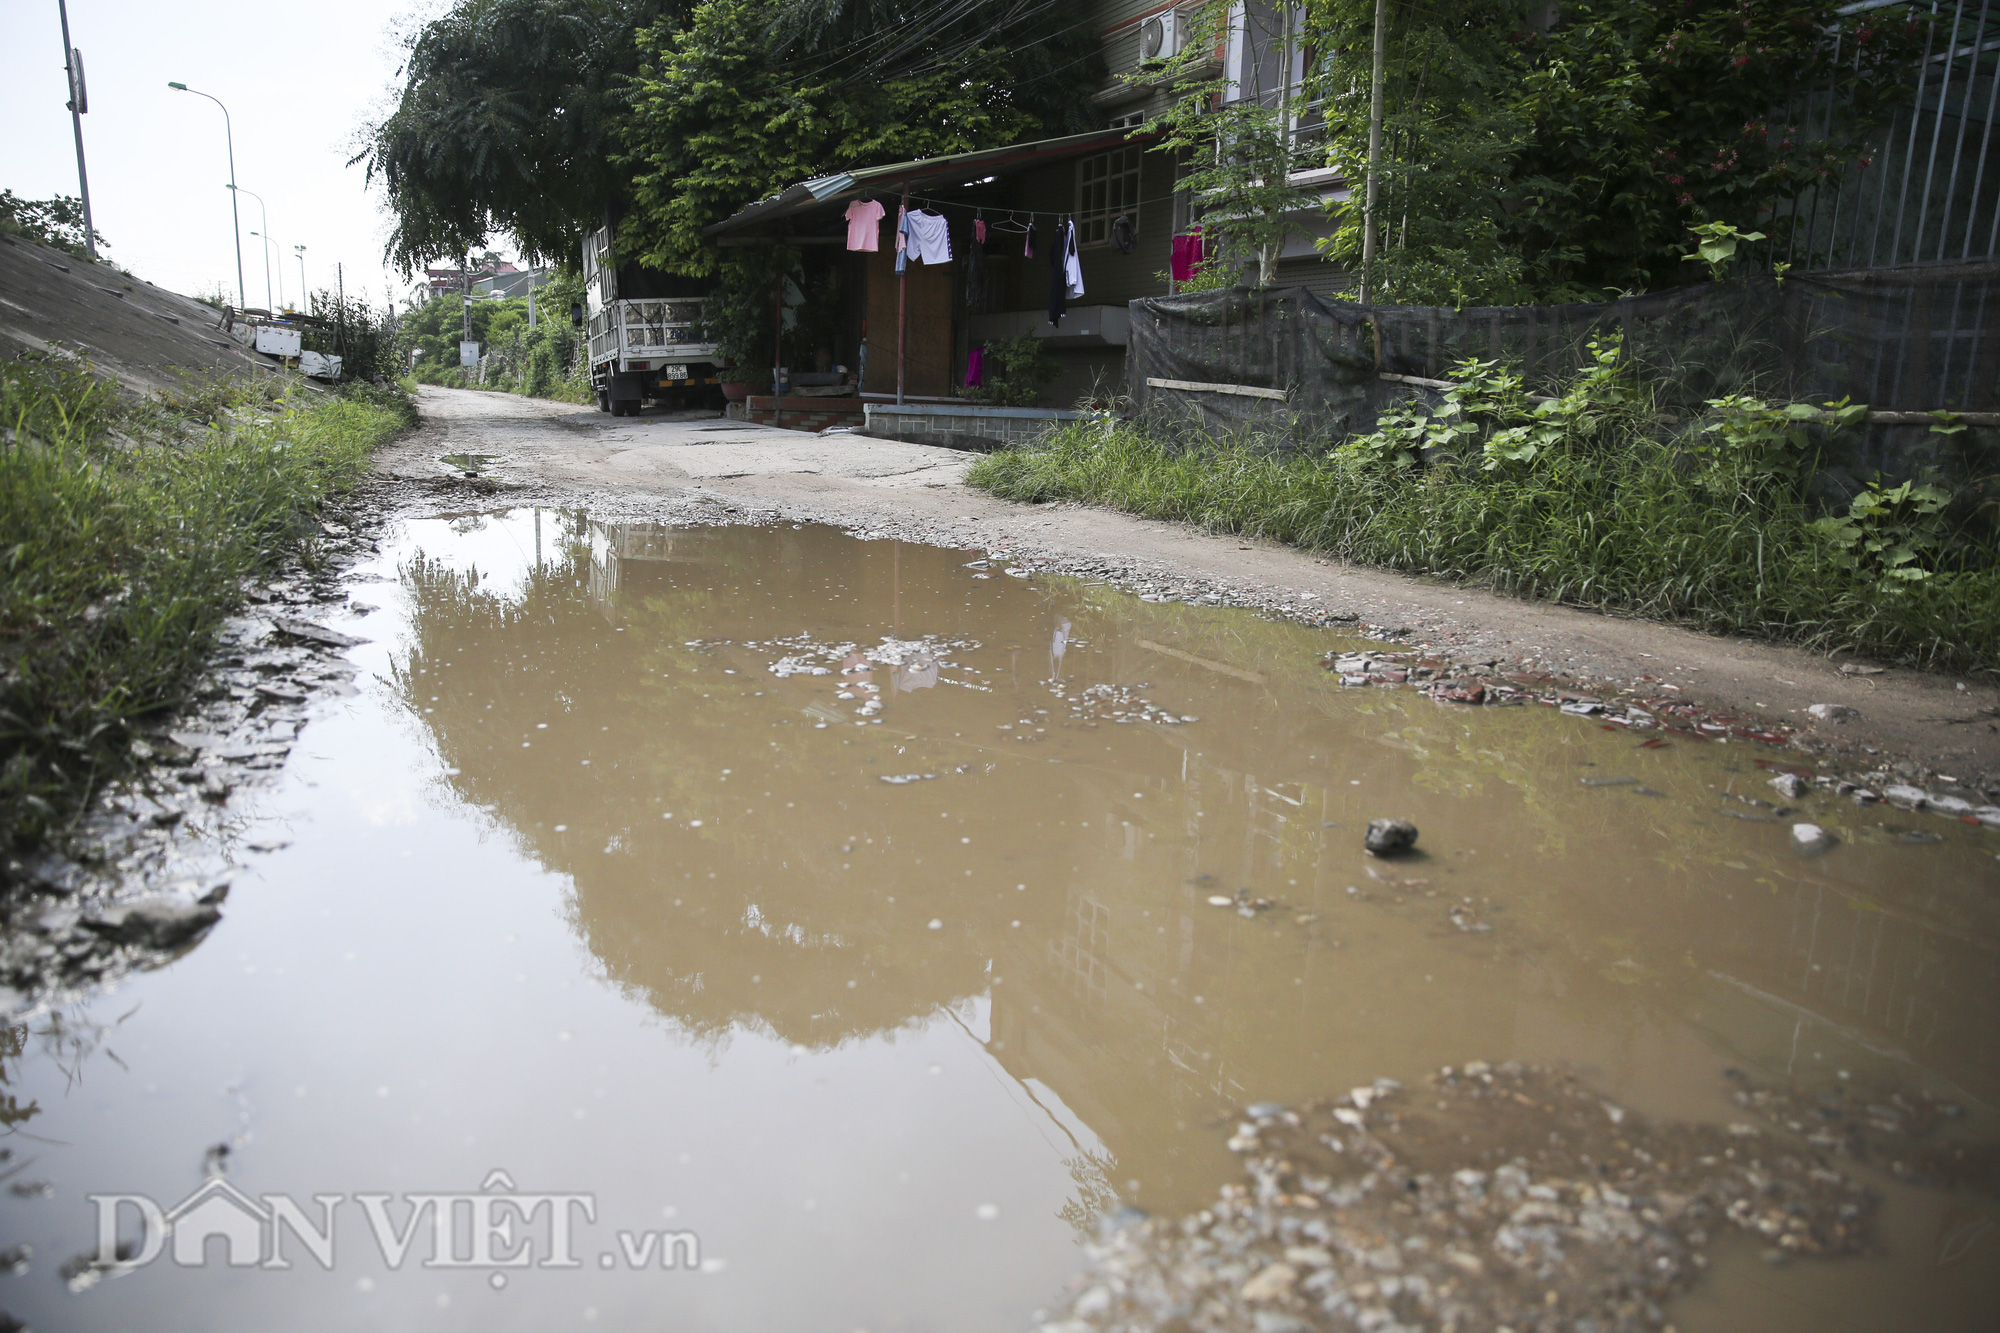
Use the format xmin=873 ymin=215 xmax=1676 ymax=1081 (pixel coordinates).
xmin=579 ymin=225 xmax=721 ymax=415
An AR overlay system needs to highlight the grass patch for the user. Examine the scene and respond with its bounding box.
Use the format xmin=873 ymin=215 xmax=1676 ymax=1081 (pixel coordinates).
xmin=968 ymin=417 xmax=2000 ymax=675
xmin=0 ymin=356 xmax=410 ymax=860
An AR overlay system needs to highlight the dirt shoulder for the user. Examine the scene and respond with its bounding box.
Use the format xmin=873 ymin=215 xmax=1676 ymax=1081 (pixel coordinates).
xmin=373 ymin=386 xmax=2000 ymax=794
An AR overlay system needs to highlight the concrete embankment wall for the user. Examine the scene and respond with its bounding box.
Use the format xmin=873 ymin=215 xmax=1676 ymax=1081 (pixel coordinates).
xmin=0 ymin=234 xmax=273 ymax=396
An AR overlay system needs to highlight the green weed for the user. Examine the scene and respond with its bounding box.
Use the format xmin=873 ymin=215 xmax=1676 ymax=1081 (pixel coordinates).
xmin=0 ymin=355 xmax=407 ymax=861
xmin=968 ymin=404 xmax=2000 ymax=676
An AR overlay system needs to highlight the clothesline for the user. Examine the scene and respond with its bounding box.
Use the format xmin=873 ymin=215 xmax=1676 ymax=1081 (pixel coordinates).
xmin=881 ymin=187 xmax=1193 ymax=225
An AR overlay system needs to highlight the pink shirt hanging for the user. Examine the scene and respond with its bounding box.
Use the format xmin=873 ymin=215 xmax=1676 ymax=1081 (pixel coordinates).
xmin=845 ymin=199 xmax=886 ymax=251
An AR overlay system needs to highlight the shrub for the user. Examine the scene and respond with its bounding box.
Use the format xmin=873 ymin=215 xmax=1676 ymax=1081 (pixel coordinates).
xmin=968 ymin=363 xmax=1999 ymax=674
xmin=966 ymin=336 xmax=1059 ymax=408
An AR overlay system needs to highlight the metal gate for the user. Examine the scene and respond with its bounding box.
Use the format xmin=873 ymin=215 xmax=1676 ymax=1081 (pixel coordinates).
xmin=1777 ymin=0 xmax=1999 ymax=270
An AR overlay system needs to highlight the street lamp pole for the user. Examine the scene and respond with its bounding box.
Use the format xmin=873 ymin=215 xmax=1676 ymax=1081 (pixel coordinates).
xmin=294 ymin=245 xmax=307 ymax=311
xmin=167 ymin=81 xmax=244 ymax=309
xmin=248 ymin=231 xmax=285 ymax=310
xmin=56 ymin=0 xmax=98 ymax=259
xmin=230 ymin=185 xmax=273 ymax=310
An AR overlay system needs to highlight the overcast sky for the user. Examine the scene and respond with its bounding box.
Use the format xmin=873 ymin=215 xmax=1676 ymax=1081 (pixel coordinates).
xmin=2 ymin=0 xmax=453 ymax=309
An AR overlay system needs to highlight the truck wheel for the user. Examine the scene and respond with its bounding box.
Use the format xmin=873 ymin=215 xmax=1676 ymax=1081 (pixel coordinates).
xmin=596 ymin=389 xmax=610 ymax=413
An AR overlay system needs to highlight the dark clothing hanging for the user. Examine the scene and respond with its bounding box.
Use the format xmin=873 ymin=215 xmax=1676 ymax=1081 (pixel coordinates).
xmin=1048 ymin=224 xmax=1067 ymax=326
xmin=1111 ymin=214 xmax=1136 ymax=255
xmin=964 ymin=225 xmax=986 ymax=308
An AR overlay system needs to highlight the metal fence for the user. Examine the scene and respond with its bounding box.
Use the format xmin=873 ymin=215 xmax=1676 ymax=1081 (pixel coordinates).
xmin=1776 ymin=0 xmax=1999 ymax=269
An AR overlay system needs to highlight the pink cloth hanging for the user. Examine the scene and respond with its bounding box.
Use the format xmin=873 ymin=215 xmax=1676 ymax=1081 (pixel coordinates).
xmin=1170 ymin=226 xmax=1206 ymax=283
xmin=965 ymin=346 xmax=984 ymax=388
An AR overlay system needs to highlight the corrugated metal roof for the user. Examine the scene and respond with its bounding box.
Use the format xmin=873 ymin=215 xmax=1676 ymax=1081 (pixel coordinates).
xmin=703 ymin=127 xmax=1159 ymax=237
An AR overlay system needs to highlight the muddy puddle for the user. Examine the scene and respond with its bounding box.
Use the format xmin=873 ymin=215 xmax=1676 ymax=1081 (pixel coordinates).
xmin=2 ymin=511 xmax=1996 ymax=1331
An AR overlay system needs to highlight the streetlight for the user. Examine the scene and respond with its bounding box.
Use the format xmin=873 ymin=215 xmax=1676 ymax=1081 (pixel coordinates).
xmin=294 ymin=245 xmax=308 ymax=312
xmin=229 ymin=184 xmax=274 ymax=310
xmin=167 ymin=81 xmax=244 ymax=309
xmin=247 ymin=231 xmax=285 ymax=311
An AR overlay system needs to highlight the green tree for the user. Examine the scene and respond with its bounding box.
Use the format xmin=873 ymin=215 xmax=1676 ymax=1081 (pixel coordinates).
xmin=0 ymin=191 xmax=108 ymax=259
xmin=359 ymin=0 xmax=677 ymax=270
xmin=1305 ymin=0 xmax=1925 ymax=302
xmin=617 ymin=0 xmax=1101 ymax=278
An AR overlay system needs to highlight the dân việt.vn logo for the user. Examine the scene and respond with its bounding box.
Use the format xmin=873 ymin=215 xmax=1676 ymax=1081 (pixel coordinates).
xmin=75 ymin=1170 xmax=704 ymax=1291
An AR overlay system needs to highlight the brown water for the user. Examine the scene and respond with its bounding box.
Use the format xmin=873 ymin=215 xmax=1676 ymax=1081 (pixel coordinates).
xmin=3 ymin=511 xmax=1996 ymax=1331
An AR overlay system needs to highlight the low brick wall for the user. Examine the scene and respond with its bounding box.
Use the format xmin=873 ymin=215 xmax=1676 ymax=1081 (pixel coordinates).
xmin=745 ymin=396 xmax=866 ymax=432
xmin=860 ymin=403 xmax=1088 ymax=452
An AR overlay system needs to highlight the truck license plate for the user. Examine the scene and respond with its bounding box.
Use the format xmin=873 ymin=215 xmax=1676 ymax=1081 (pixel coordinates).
xmin=663 ymin=365 xmax=688 ymax=380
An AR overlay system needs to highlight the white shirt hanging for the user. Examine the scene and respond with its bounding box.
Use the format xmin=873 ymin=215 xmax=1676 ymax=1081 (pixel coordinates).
xmin=1062 ymin=221 xmax=1084 ymax=299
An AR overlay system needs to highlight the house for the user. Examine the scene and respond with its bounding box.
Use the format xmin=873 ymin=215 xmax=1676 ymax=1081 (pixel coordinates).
xmin=700 ymin=2 xmax=1349 ymax=412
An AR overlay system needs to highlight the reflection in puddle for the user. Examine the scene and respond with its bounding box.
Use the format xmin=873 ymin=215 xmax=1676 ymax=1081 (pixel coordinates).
xmin=0 ymin=511 xmax=1994 ymax=1331
xmin=439 ymin=452 xmax=499 ymax=476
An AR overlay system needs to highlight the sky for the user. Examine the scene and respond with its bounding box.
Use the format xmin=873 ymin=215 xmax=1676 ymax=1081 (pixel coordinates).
xmin=1 ymin=0 xmax=455 ymax=309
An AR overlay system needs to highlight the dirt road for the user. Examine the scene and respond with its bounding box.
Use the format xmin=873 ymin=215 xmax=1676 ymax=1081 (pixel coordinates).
xmin=374 ymin=386 xmax=2000 ymax=788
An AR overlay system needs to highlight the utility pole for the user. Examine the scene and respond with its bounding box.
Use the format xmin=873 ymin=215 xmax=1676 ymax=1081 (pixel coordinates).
xmin=56 ymin=0 xmax=97 ymax=259
xmin=1359 ymin=0 xmax=1387 ymax=305
xmin=336 ymin=262 xmax=345 ymax=358
xmin=294 ymin=244 xmax=307 ymax=312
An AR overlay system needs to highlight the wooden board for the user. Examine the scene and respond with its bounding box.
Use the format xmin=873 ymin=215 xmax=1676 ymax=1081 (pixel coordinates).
xmin=861 ymin=244 xmax=955 ymax=397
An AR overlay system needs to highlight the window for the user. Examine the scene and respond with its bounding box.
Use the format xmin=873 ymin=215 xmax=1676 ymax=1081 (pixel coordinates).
xmin=1224 ymin=2 xmax=1326 ymax=176
xmin=1075 ymin=147 xmax=1142 ymax=248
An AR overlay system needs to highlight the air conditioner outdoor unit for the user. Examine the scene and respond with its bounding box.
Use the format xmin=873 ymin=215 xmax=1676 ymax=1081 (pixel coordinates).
xmin=1140 ymin=9 xmax=1183 ymax=61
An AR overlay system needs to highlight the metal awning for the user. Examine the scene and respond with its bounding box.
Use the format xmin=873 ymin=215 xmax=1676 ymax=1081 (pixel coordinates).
xmin=703 ymin=127 xmax=1160 ymax=238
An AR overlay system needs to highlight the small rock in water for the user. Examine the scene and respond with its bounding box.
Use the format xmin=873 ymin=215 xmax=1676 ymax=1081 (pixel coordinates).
xmin=1807 ymin=703 xmax=1859 ymax=722
xmin=1769 ymin=772 xmax=1807 ymax=800
xmin=83 ymin=897 xmax=221 ymax=948
xmin=268 ymin=617 xmax=367 ymax=649
xmin=1363 ymin=819 xmax=1419 ymax=857
xmin=1792 ymin=823 xmax=1837 ymax=854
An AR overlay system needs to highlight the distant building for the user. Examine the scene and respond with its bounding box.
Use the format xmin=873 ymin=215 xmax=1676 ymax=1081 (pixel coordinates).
xmin=411 ymin=254 xmax=548 ymax=305
xmin=418 ymin=253 xmax=524 ymax=301
xmin=473 ymin=267 xmax=550 ymax=299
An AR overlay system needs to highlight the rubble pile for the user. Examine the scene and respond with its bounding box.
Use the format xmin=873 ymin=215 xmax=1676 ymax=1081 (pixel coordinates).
xmin=1036 ymin=1062 xmax=1989 ymax=1333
